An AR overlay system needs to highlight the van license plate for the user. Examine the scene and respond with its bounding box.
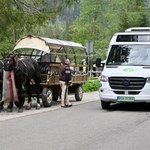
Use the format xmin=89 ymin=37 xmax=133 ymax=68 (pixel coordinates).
xmin=117 ymin=96 xmax=135 ymax=102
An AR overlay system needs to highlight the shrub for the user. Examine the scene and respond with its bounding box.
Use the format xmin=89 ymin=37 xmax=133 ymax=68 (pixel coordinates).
xmin=83 ymin=79 xmax=99 ymax=92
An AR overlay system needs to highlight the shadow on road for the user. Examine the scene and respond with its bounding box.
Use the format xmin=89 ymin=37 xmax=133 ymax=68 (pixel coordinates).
xmin=109 ymin=102 xmax=150 ymax=112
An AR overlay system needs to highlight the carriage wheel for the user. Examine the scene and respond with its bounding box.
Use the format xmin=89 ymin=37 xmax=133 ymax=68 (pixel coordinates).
xmin=42 ymin=87 xmax=53 ymax=107
xmin=75 ymin=84 xmax=83 ymax=101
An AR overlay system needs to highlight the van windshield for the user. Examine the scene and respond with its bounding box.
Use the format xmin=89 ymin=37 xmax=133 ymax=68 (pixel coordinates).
xmin=107 ymin=45 xmax=150 ymax=66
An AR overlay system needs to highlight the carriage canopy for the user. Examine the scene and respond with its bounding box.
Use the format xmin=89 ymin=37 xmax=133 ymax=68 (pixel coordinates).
xmin=13 ymin=35 xmax=85 ymax=54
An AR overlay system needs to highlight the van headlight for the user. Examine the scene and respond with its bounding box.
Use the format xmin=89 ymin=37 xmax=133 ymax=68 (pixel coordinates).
xmin=147 ymin=77 xmax=150 ymax=83
xmin=100 ymin=75 xmax=108 ymax=82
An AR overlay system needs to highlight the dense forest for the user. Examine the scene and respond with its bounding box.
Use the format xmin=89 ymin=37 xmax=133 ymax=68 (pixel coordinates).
xmin=0 ymin=0 xmax=149 ymax=59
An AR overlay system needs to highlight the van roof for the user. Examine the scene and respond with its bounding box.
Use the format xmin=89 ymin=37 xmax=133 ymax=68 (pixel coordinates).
xmin=125 ymin=27 xmax=150 ymax=32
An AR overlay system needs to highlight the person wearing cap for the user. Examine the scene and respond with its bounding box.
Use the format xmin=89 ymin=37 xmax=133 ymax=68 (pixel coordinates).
xmin=59 ymin=59 xmax=72 ymax=108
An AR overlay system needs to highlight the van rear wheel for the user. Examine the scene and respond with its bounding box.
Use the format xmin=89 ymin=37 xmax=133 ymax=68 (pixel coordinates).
xmin=101 ymin=100 xmax=110 ymax=110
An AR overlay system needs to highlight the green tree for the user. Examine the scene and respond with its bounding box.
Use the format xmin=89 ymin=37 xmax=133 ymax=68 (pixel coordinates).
xmin=109 ymin=0 xmax=149 ymax=31
xmin=0 ymin=0 xmax=50 ymax=52
xmin=0 ymin=0 xmax=78 ymax=52
xmin=70 ymin=0 xmax=109 ymax=48
xmin=39 ymin=0 xmax=80 ymax=39
xmin=69 ymin=0 xmax=150 ymax=60
xmin=70 ymin=0 xmax=111 ymax=60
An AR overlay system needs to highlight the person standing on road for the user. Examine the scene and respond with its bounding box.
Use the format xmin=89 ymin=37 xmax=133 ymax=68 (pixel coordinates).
xmin=59 ymin=59 xmax=72 ymax=108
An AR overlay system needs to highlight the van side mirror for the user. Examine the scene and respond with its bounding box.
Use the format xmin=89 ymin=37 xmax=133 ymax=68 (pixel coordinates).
xmin=95 ymin=58 xmax=101 ymax=67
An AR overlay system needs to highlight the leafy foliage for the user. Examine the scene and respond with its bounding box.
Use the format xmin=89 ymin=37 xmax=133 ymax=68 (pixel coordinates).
xmin=83 ymin=79 xmax=99 ymax=92
xmin=69 ymin=0 xmax=150 ymax=60
xmin=0 ymin=0 xmax=149 ymax=60
xmin=0 ymin=0 xmax=78 ymax=53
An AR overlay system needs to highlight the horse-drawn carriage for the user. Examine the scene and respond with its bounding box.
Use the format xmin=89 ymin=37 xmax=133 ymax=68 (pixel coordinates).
xmin=12 ymin=35 xmax=88 ymax=107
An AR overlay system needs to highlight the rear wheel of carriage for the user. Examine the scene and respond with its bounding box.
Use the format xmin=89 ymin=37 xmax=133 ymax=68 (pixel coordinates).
xmin=75 ymin=84 xmax=83 ymax=101
xmin=42 ymin=87 xmax=53 ymax=107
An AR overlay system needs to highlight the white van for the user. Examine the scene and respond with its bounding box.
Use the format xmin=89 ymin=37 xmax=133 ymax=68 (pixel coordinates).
xmin=99 ymin=27 xmax=150 ymax=109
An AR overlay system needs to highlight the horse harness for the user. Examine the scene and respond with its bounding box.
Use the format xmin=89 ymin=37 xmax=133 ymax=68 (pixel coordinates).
xmin=15 ymin=57 xmax=35 ymax=78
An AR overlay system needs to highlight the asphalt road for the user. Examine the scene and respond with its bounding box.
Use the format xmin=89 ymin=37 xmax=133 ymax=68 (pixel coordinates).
xmin=1 ymin=92 xmax=150 ymax=150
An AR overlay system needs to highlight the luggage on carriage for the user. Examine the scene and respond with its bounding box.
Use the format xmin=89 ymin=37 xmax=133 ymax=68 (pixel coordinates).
xmin=13 ymin=35 xmax=89 ymax=107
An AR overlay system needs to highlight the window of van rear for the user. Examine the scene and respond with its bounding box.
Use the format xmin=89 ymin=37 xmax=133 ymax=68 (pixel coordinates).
xmin=116 ymin=35 xmax=150 ymax=42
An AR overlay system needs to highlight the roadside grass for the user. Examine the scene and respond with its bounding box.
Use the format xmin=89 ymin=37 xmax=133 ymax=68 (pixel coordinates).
xmin=83 ymin=79 xmax=99 ymax=92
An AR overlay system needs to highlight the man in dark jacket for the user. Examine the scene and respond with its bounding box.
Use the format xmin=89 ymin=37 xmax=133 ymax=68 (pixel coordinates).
xmin=59 ymin=59 xmax=72 ymax=107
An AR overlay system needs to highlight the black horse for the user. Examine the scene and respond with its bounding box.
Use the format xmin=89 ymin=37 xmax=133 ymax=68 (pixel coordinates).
xmin=3 ymin=54 xmax=41 ymax=112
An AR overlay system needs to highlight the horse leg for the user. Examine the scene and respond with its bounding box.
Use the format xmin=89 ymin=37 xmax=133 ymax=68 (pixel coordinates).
xmin=26 ymin=101 xmax=32 ymax=110
xmin=16 ymin=84 xmax=25 ymax=113
xmin=0 ymin=101 xmax=4 ymax=111
xmin=0 ymin=97 xmax=4 ymax=111
xmin=7 ymin=102 xmax=13 ymax=112
xmin=36 ymin=86 xmax=41 ymax=110
xmin=33 ymin=77 xmax=41 ymax=110
xmin=17 ymin=93 xmax=24 ymax=113
xmin=25 ymin=80 xmax=32 ymax=110
xmin=36 ymin=97 xmax=41 ymax=110
xmin=0 ymin=84 xmax=4 ymax=111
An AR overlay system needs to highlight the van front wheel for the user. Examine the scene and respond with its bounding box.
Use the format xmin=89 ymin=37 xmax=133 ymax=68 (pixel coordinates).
xmin=101 ymin=100 xmax=110 ymax=110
